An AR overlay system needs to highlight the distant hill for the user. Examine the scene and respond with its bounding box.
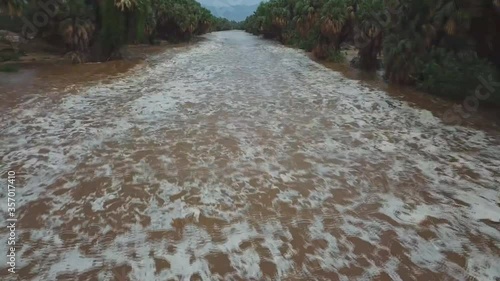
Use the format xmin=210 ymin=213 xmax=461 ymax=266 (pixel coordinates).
xmin=204 ymin=4 xmax=259 ymax=22
xmin=198 ymin=0 xmax=262 ymax=8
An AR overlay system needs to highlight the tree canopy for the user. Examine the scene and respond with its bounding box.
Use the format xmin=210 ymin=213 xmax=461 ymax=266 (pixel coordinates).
xmin=243 ymin=0 xmax=500 ymax=103
xmin=1 ymin=0 xmax=237 ymax=61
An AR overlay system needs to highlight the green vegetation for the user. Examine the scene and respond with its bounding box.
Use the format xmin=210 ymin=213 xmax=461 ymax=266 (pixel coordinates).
xmin=214 ymin=18 xmax=243 ymax=31
xmin=244 ymin=0 xmax=500 ymax=103
xmin=0 ymin=0 xmax=237 ymax=62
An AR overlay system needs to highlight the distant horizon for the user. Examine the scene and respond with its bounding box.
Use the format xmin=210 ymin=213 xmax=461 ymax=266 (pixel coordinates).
xmin=197 ymin=0 xmax=263 ymax=8
xmin=198 ymin=0 xmax=264 ymax=21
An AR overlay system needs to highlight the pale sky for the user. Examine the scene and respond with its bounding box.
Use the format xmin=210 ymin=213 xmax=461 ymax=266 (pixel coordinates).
xmin=197 ymin=0 xmax=263 ymax=7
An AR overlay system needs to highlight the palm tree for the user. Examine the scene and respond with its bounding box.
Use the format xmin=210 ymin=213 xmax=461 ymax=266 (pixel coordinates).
xmin=0 ymin=0 xmax=24 ymax=17
xmin=309 ymin=0 xmax=353 ymax=59
xmin=382 ymin=0 xmax=487 ymax=83
xmin=318 ymin=0 xmax=353 ymax=50
xmin=354 ymin=0 xmax=384 ymax=70
xmin=293 ymin=0 xmax=316 ymax=37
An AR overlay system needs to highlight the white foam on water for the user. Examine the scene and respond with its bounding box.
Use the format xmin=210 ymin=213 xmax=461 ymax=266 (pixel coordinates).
xmin=0 ymin=31 xmax=499 ymax=280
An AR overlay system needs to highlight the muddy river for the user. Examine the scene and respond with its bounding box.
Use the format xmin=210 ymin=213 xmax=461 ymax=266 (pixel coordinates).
xmin=0 ymin=31 xmax=499 ymax=281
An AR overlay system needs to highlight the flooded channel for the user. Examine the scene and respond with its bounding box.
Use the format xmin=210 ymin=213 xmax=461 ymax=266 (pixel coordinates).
xmin=0 ymin=31 xmax=499 ymax=281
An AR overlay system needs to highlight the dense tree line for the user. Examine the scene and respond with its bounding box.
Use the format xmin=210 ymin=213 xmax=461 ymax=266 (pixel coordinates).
xmin=0 ymin=0 xmax=232 ymax=62
xmin=213 ymin=18 xmax=242 ymax=31
xmin=243 ymin=0 xmax=500 ymax=103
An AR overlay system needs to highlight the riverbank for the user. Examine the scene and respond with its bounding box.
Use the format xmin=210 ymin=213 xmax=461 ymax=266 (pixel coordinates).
xmin=262 ymin=38 xmax=500 ymax=133
xmin=243 ymin=0 xmax=500 ymax=125
xmin=0 ymin=37 xmax=205 ymax=110
xmin=309 ymin=51 xmax=500 ymax=133
xmin=0 ymin=37 xmax=205 ymax=68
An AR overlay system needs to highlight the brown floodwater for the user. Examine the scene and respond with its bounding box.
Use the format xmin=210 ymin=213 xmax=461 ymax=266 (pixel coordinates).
xmin=0 ymin=31 xmax=499 ymax=281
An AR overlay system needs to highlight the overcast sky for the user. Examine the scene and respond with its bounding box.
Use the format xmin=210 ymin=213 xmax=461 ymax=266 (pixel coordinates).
xmin=197 ymin=0 xmax=263 ymax=7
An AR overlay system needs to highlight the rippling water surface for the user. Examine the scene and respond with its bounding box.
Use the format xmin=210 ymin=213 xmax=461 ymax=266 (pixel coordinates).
xmin=1 ymin=31 xmax=499 ymax=281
